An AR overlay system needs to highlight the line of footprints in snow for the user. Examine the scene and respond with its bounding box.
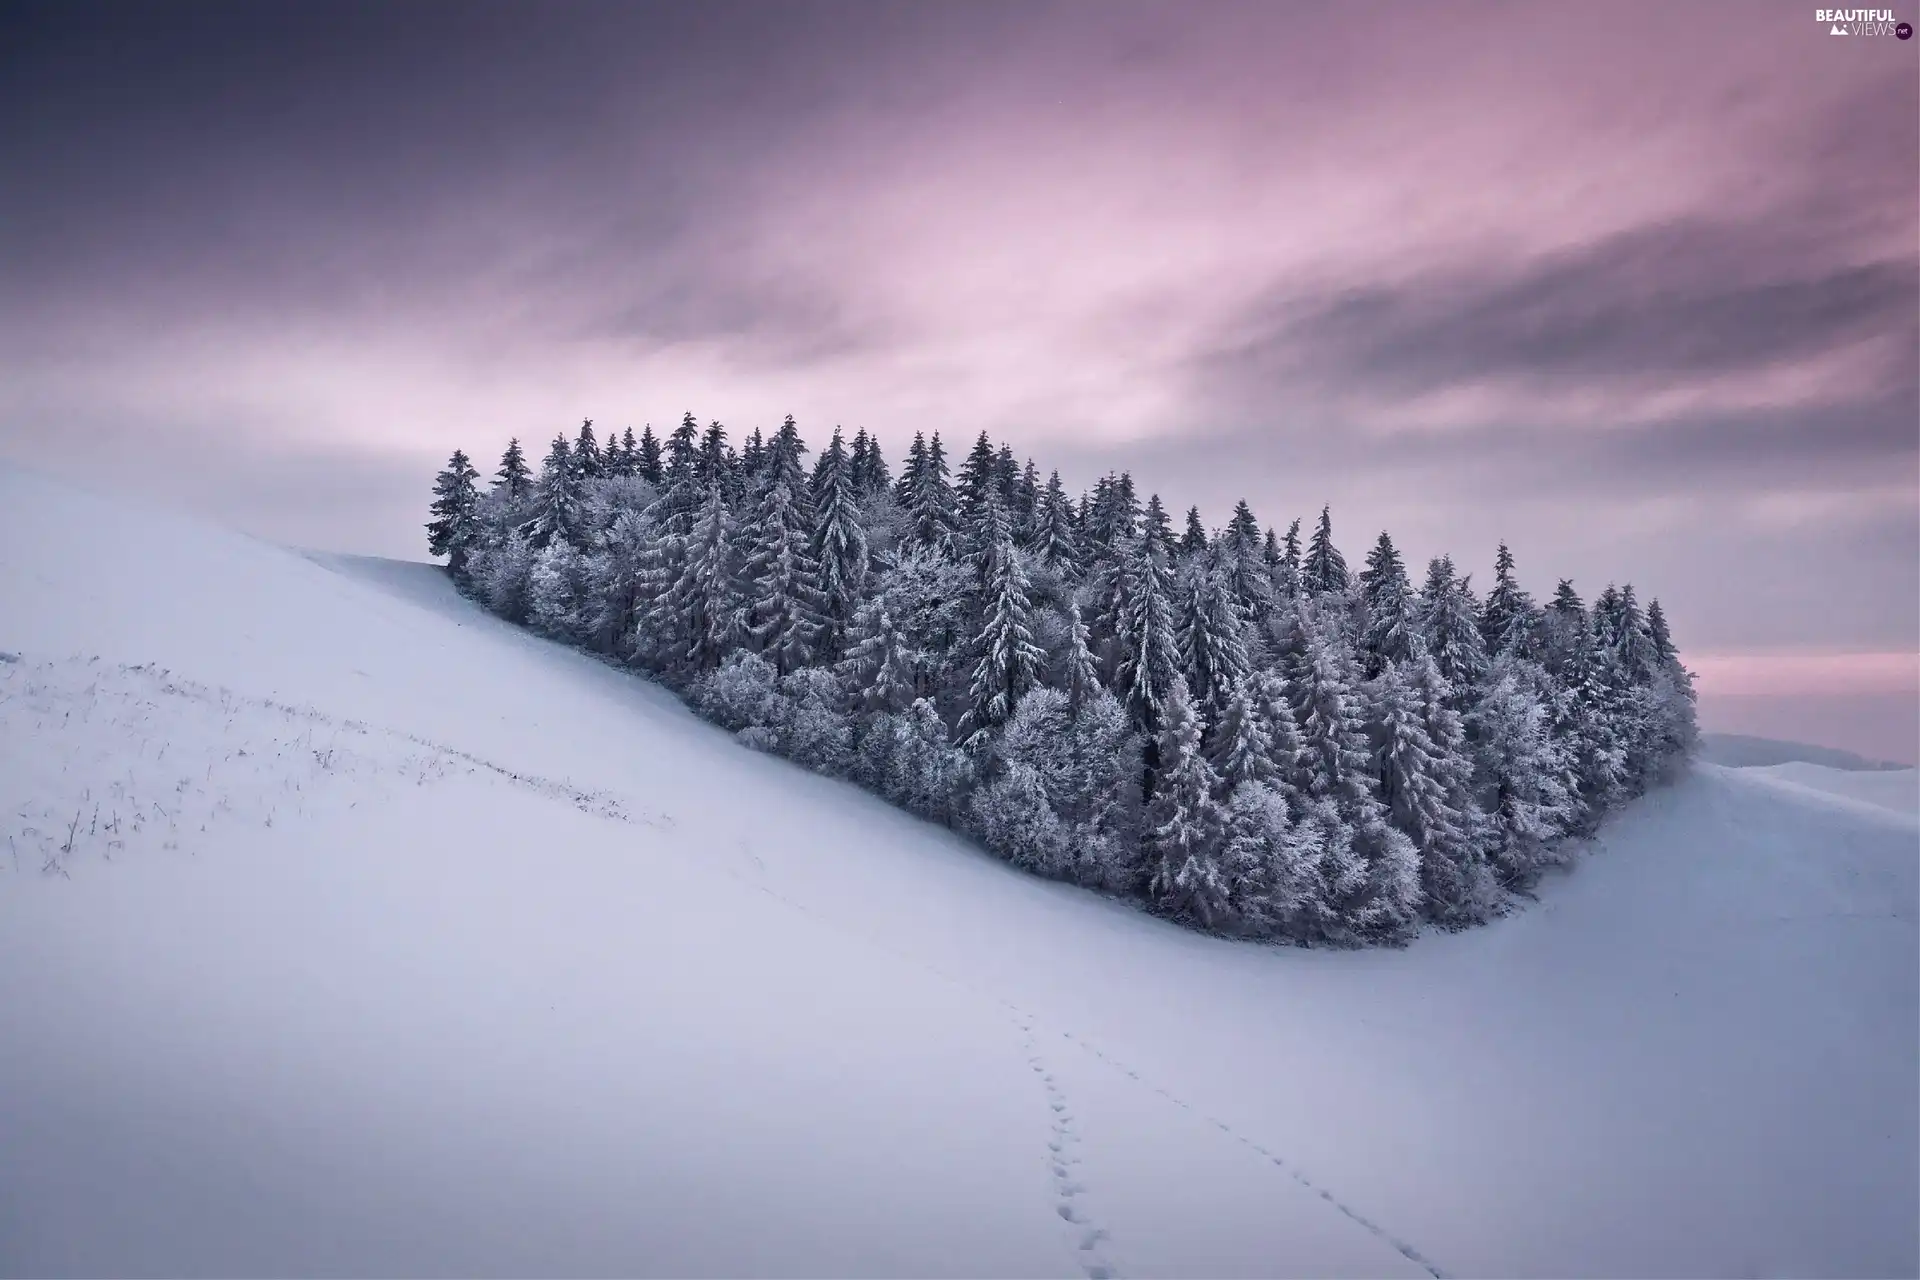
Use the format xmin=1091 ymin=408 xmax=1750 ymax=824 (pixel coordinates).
xmin=1008 ymin=1003 xmax=1446 ymax=1280
xmin=1016 ymin=1012 xmax=1119 ymax=1279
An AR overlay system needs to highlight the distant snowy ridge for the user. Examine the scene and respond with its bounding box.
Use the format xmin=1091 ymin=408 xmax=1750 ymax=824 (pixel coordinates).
xmin=1739 ymin=760 xmax=1918 ymax=819
xmin=1699 ymin=730 xmax=1912 ymax=771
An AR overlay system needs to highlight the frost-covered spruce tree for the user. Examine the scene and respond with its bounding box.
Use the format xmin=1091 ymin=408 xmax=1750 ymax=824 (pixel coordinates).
xmin=426 ymin=449 xmax=481 ymax=579
xmin=636 ymin=424 xmax=663 ymax=484
xmin=1033 ymin=471 xmax=1081 ymax=577
xmin=1606 ymin=584 xmax=1659 ymax=685
xmin=611 ymin=426 xmax=638 ymax=478
xmin=1081 ymin=472 xmax=1141 ymax=561
xmin=740 ymin=459 xmax=823 ymax=677
xmin=1471 ymin=655 xmax=1577 ymax=888
xmin=1646 ymin=597 xmax=1675 ymax=664
xmin=1144 ymin=675 xmax=1233 ymax=926
xmin=1060 ymin=600 xmax=1101 ymax=715
xmin=1304 ymin=506 xmax=1349 ymax=596
xmin=1249 ymin=669 xmax=1310 ymax=812
xmin=1206 ymin=673 xmax=1274 ymax=793
xmin=1480 ymin=542 xmax=1537 ymax=658
xmin=1276 ymin=517 xmax=1304 ymax=600
xmin=861 ymin=431 xmax=892 ymax=497
xmin=994 ymin=441 xmax=1020 ymax=502
xmin=1221 ymin=501 xmax=1277 ymax=626
xmin=809 ymin=427 xmax=870 ymax=661
xmin=847 ymin=428 xmax=874 ymax=496
xmin=1559 ymin=627 xmax=1632 ymax=834
xmin=902 ymin=431 xmax=961 ymax=557
xmin=1114 ymin=528 xmax=1181 ymax=788
xmin=959 ymin=500 xmax=1045 ymax=745
xmin=956 ymin=431 xmax=1000 ymax=539
xmin=526 ymin=434 xmax=585 ymax=549
xmin=1368 ymin=655 xmax=1491 ymax=926
xmin=765 ymin=415 xmax=813 ymax=506
xmin=738 ymin=426 xmax=765 ymax=486
xmin=697 ymin=418 xmax=735 ymax=499
xmin=1082 ymin=543 xmax=1131 ymax=684
xmin=1358 ymin=531 xmax=1419 ymax=678
xmin=1012 ymin=458 xmax=1041 ymax=542
xmin=1420 ymin=556 xmax=1488 ymax=701
xmin=1181 ymin=506 xmax=1209 ymax=556
xmin=1279 ymin=610 xmax=1368 ymax=805
xmin=838 ymin=596 xmax=920 ymax=714
xmin=573 ymin=419 xmax=602 ymax=481
xmin=893 ymin=431 xmax=926 ymax=506
xmin=1540 ymin=578 xmax=1589 ymax=679
xmin=494 ymin=437 xmax=532 ymax=504
xmin=668 ymin=484 xmax=745 ymax=675
xmin=1593 ymin=583 xmax=1669 ymax=791
xmin=1640 ymin=598 xmax=1698 ymax=778
xmin=1177 ymin=563 xmax=1252 ymax=730
xmin=1284 ymin=606 xmax=1421 ymax=941
xmin=631 ymin=416 xmax=705 ymax=665
xmin=1141 ymin=493 xmax=1176 ymax=563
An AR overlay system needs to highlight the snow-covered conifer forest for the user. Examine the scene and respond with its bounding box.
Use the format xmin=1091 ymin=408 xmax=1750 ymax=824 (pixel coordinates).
xmin=428 ymin=416 xmax=1697 ymax=944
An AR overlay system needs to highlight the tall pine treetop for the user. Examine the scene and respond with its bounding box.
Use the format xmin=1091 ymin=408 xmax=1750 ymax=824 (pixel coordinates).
xmin=1305 ymin=506 xmax=1349 ymax=595
xmin=494 ymin=437 xmax=531 ymax=501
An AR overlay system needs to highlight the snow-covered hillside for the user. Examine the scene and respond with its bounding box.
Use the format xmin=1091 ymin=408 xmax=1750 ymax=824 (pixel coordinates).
xmin=3 ymin=465 xmax=1914 ymax=1278
xmin=1739 ymin=761 xmax=1919 ymax=818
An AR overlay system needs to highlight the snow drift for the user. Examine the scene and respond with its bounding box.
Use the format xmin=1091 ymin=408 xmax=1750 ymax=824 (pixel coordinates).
xmin=2 ymin=465 xmax=1914 ymax=1278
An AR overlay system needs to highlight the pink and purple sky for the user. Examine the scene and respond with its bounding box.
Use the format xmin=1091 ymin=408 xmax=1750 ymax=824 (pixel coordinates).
xmin=3 ymin=1 xmax=1915 ymax=760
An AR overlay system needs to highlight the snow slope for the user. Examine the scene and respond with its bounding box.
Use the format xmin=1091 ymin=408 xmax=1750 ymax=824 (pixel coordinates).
xmin=1741 ymin=762 xmax=1919 ymax=819
xmin=3 ymin=464 xmax=1915 ymax=1278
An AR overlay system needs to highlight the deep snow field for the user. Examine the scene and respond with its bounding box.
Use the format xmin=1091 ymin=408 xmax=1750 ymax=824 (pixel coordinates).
xmin=2 ymin=464 xmax=1915 ymax=1279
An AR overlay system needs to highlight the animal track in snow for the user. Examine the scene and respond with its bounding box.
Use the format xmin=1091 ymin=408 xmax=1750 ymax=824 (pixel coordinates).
xmin=1012 ymin=1011 xmax=1122 ymax=1280
xmin=1055 ymin=1027 xmax=1447 ymax=1279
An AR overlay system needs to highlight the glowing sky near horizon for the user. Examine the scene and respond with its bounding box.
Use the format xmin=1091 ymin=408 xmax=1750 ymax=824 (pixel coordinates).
xmin=2 ymin=0 xmax=1915 ymax=757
